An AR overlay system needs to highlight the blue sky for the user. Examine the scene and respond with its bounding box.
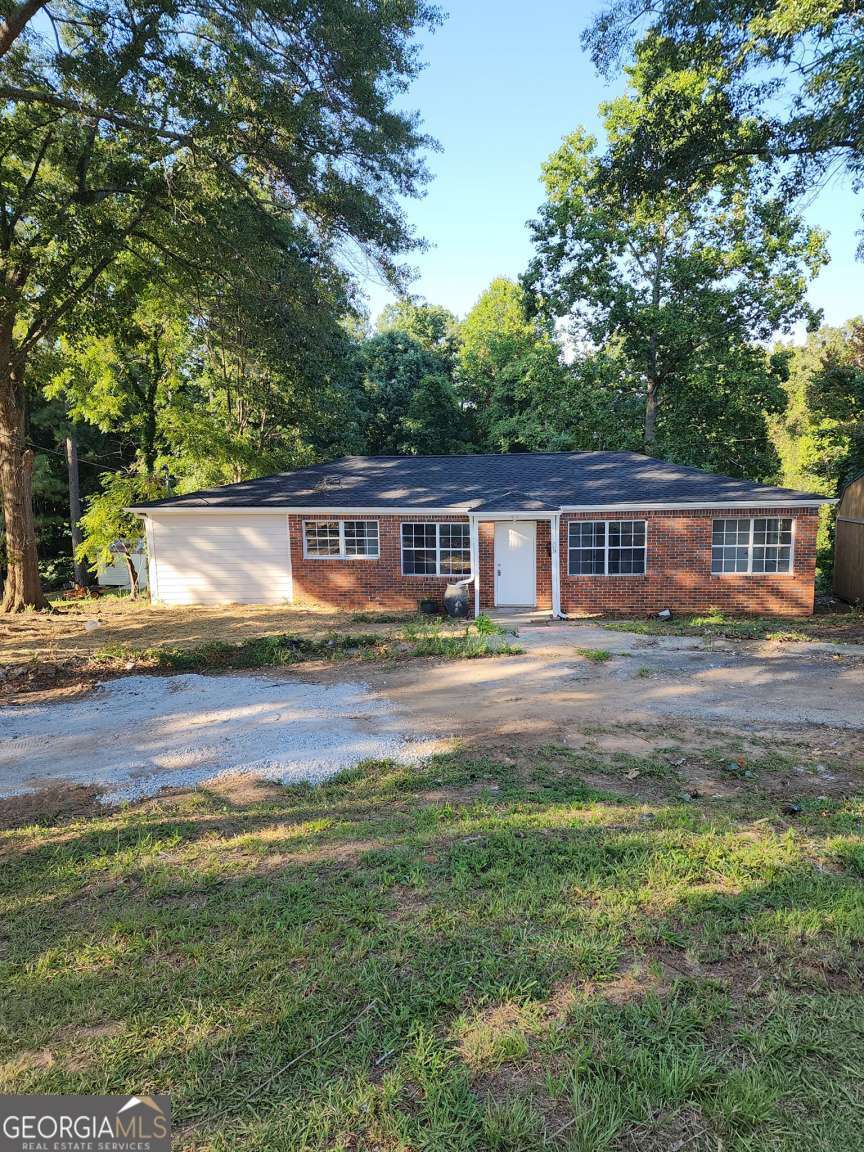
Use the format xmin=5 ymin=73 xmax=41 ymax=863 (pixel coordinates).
xmin=363 ymin=0 xmax=862 ymax=331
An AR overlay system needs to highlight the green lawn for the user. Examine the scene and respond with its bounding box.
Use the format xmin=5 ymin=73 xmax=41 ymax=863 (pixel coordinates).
xmin=2 ymin=748 xmax=862 ymax=1151
xmin=601 ymin=608 xmax=864 ymax=645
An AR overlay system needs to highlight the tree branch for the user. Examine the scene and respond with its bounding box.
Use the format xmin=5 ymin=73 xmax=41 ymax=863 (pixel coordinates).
xmin=0 ymin=0 xmax=47 ymax=59
xmin=20 ymin=202 xmax=154 ymax=354
xmin=0 ymin=84 xmax=193 ymax=145
xmin=8 ymin=126 xmax=55 ymax=235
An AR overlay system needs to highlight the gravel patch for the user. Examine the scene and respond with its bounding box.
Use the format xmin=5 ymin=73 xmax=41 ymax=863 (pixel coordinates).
xmin=0 ymin=673 xmax=422 ymax=803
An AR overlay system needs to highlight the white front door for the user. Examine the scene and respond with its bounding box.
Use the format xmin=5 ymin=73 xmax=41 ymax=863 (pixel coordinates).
xmin=494 ymin=521 xmax=536 ymax=607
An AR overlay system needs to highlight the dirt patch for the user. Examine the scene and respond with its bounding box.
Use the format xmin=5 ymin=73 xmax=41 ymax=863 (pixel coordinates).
xmin=0 ymin=1048 xmax=54 ymax=1082
xmin=61 ymin=1023 xmax=126 ymax=1074
xmin=387 ymin=883 xmax=434 ymax=921
xmin=0 ymin=601 xmax=396 ymax=664
xmin=204 ymin=836 xmax=388 ymax=877
xmin=618 ymin=1106 xmax=711 ymax=1152
xmin=0 ymin=783 xmax=105 ymax=830
xmin=591 ymin=955 xmax=682 ymax=1006
xmin=420 ymin=780 xmax=502 ymax=804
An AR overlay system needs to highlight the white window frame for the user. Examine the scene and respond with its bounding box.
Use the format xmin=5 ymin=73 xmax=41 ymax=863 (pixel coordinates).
xmin=401 ymin=522 xmax=471 ymax=577
xmin=711 ymin=516 xmax=795 ymax=576
xmin=302 ymin=519 xmax=379 ymax=560
xmin=567 ymin=520 xmax=648 ymax=577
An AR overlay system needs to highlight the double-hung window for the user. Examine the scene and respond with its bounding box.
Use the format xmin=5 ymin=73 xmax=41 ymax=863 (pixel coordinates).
xmin=401 ymin=522 xmax=471 ymax=576
xmin=303 ymin=520 xmax=379 ymax=559
xmin=568 ymin=520 xmax=647 ymax=576
xmin=711 ymin=517 xmax=793 ymax=574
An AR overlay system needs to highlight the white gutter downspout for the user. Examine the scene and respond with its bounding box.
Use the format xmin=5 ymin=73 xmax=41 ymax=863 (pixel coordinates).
xmin=550 ymin=512 xmax=561 ymax=618
xmin=469 ymin=514 xmax=481 ymax=618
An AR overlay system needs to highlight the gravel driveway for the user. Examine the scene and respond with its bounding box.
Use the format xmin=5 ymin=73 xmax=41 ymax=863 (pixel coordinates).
xmin=2 ymin=623 xmax=863 ymax=804
xmin=0 ymin=673 xmax=429 ymax=803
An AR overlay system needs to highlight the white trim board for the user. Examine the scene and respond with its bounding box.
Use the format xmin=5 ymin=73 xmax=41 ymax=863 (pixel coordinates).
xmin=129 ymin=505 xmax=475 ymax=517
xmin=560 ymin=500 xmax=832 ymax=511
xmin=129 ymin=499 xmax=834 ymax=517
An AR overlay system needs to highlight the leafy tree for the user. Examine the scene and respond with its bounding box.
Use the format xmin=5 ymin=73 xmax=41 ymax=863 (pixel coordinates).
xmin=403 ymin=373 xmax=467 ymax=455
xmin=512 ymin=347 xmax=647 ymax=455
xmin=583 ymin=0 xmax=864 ymax=243
xmin=377 ymin=298 xmax=460 ymax=371
xmin=523 ymin=62 xmax=826 ymax=476
xmin=359 ymin=330 xmax=469 ymax=455
xmin=457 ymin=278 xmax=570 ymax=451
xmin=76 ymin=472 xmax=165 ymax=598
xmin=772 ymin=321 xmax=864 ymax=495
xmin=47 ymin=283 xmax=190 ymax=476
xmin=0 ymin=0 xmax=438 ymax=609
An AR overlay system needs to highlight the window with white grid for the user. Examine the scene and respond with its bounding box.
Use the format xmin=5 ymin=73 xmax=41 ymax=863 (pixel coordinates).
xmin=711 ymin=517 xmax=793 ymax=574
xmin=401 ymin=523 xmax=471 ymax=576
xmin=568 ymin=520 xmax=646 ymax=576
xmin=303 ymin=520 xmax=379 ymax=559
xmin=343 ymin=520 xmax=379 ymax=557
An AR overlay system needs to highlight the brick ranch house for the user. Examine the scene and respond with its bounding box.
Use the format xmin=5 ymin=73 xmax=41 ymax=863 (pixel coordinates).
xmin=129 ymin=452 xmax=832 ymax=616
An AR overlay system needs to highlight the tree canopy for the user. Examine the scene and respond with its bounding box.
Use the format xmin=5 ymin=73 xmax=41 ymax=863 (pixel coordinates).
xmin=583 ymin=0 xmax=864 ymax=245
xmin=3 ymin=0 xmax=861 ymax=604
xmin=522 ymin=54 xmax=827 ymax=475
xmin=0 ymin=0 xmax=438 ymax=608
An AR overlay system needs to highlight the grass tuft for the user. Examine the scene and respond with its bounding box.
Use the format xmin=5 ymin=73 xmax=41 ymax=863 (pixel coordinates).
xmin=87 ymin=621 xmax=523 ymax=677
xmin=575 ymin=646 xmax=613 ymax=663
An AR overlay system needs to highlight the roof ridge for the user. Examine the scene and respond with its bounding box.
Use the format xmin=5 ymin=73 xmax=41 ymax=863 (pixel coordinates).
xmin=335 ymin=450 xmax=641 ymax=460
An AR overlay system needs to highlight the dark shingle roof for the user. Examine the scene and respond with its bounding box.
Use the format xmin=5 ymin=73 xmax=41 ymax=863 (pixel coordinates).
xmin=133 ymin=453 xmax=829 ymax=513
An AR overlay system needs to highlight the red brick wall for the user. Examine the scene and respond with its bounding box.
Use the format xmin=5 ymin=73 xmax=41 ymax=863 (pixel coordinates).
xmin=289 ymin=514 xmax=473 ymax=611
xmin=289 ymin=509 xmax=818 ymax=616
xmin=478 ymin=521 xmax=494 ymax=610
xmin=559 ymin=508 xmax=819 ymax=617
xmin=536 ymin=520 xmax=553 ymax=610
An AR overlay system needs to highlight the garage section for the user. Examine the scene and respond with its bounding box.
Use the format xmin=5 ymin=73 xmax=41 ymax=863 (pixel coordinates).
xmin=146 ymin=512 xmax=292 ymax=605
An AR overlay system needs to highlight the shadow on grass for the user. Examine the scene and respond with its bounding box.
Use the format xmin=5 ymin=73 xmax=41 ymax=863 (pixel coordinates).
xmin=1 ymin=752 xmax=863 ymax=1150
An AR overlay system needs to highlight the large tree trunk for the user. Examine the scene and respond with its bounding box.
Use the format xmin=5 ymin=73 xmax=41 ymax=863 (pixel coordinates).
xmin=644 ymin=242 xmax=664 ymax=455
xmin=644 ymin=377 xmax=658 ymax=450
xmin=65 ymin=430 xmax=88 ymax=587
xmin=0 ymin=358 xmax=47 ymax=611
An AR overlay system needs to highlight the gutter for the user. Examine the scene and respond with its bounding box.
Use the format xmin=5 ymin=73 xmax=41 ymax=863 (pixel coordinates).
xmin=129 ymin=498 xmax=835 ymax=517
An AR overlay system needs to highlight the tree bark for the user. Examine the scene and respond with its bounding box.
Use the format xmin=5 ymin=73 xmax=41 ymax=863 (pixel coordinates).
xmin=65 ymin=430 xmax=88 ymax=587
xmin=0 ymin=0 xmax=46 ymax=60
xmin=644 ymin=378 xmax=658 ymax=449
xmin=0 ymin=357 xmax=47 ymax=610
xmin=123 ymin=553 xmax=139 ymax=599
xmin=644 ymin=241 xmax=665 ymax=454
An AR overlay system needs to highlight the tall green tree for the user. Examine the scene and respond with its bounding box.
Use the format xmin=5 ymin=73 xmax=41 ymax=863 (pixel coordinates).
xmin=583 ymin=0 xmax=864 ymax=243
xmin=377 ymin=298 xmax=460 ymax=371
xmin=359 ymin=330 xmax=468 ymax=455
xmin=458 ymin=277 xmax=571 ymax=452
xmin=523 ymin=57 xmax=826 ymax=476
xmin=772 ymin=320 xmax=864 ymax=495
xmin=0 ymin=0 xmax=437 ymax=609
xmin=48 ymin=281 xmax=190 ymax=478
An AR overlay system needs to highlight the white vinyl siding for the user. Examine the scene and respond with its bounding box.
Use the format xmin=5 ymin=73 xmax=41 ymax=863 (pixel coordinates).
xmin=712 ymin=517 xmax=793 ymax=574
xmin=148 ymin=513 xmax=292 ymax=605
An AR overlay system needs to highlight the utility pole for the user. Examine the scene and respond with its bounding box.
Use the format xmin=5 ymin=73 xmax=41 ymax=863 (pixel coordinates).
xmin=65 ymin=430 xmax=88 ymax=588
